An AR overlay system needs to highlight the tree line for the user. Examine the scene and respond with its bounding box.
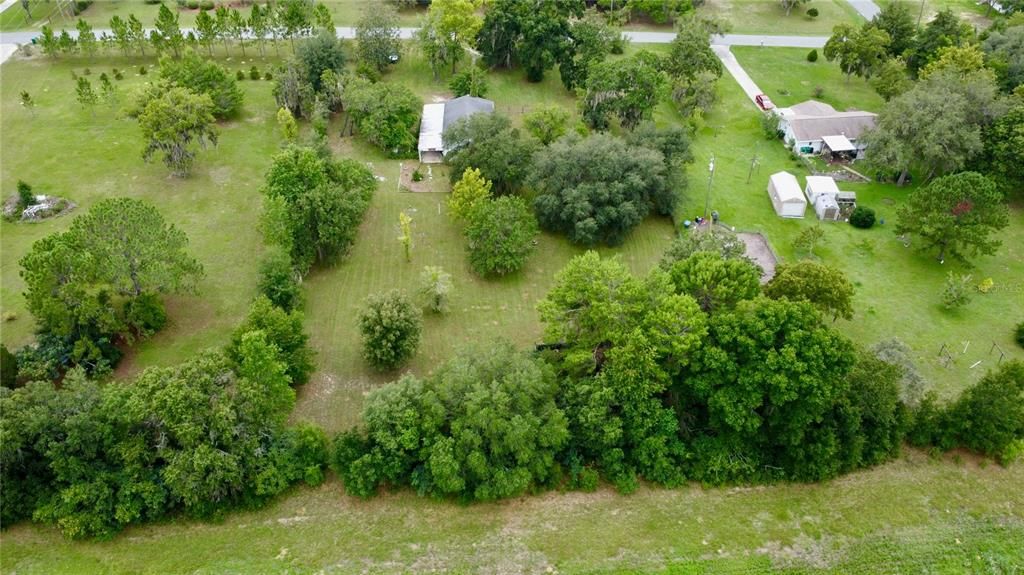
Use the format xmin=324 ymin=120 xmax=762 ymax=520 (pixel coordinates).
xmin=37 ymin=0 xmax=335 ymax=60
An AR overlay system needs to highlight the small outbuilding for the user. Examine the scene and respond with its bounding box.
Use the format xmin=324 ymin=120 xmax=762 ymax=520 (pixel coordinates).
xmin=417 ymin=95 xmax=495 ymax=164
xmin=767 ymin=171 xmax=806 ymax=218
xmin=805 ymin=175 xmax=841 ymax=204
xmin=814 ymin=194 xmax=841 ymax=221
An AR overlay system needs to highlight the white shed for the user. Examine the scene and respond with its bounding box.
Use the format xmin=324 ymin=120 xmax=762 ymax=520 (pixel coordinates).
xmin=805 ymin=175 xmax=840 ymax=204
xmin=814 ymin=194 xmax=841 ymax=221
xmin=767 ymin=171 xmax=806 ymax=218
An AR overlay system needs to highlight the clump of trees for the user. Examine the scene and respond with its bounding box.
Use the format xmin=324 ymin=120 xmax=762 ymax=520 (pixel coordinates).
xmin=333 ymin=342 xmax=567 ymax=498
xmin=260 ymin=145 xmax=378 ymax=274
xmin=530 ymin=129 xmax=688 ymax=245
xmin=345 ymin=78 xmax=422 ymax=156
xmin=158 ymin=51 xmax=244 ymax=119
xmin=18 ymin=198 xmax=203 ymax=376
xmin=0 ymin=341 xmax=326 ymax=538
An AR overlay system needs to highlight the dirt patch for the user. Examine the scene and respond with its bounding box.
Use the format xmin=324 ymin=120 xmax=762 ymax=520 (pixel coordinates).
xmin=737 ymin=232 xmax=778 ymax=283
xmin=400 ymin=162 xmax=445 ymax=193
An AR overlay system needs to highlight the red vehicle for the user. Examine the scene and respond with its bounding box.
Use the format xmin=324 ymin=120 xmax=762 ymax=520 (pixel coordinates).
xmin=755 ymin=94 xmax=775 ymax=111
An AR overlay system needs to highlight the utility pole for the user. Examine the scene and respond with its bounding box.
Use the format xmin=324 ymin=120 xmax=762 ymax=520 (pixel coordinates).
xmin=746 ymin=145 xmax=760 ymax=184
xmin=704 ymin=155 xmax=715 ymax=221
xmin=917 ymin=0 xmax=927 ymax=28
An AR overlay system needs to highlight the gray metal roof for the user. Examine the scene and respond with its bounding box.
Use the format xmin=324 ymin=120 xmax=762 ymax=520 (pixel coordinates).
xmin=442 ymin=95 xmax=495 ymax=132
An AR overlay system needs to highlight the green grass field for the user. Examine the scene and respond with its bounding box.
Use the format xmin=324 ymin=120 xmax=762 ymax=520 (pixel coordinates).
xmin=1 ymin=40 xmax=1023 ymax=573
xmin=698 ymin=0 xmax=864 ymax=35
xmin=731 ymin=46 xmax=885 ymax=112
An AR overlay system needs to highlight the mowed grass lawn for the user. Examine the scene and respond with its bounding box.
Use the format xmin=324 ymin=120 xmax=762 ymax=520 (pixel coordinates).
xmin=698 ymin=0 xmax=864 ymax=35
xmin=732 ymin=46 xmax=886 ymax=112
xmin=2 ymin=43 xmax=1023 ymax=574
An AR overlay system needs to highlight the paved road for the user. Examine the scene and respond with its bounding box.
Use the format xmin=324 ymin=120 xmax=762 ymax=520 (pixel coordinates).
xmin=0 ymin=0 xmax=19 ymax=14
xmin=846 ymin=0 xmax=881 ymax=20
xmin=0 ymin=26 xmax=828 ymax=48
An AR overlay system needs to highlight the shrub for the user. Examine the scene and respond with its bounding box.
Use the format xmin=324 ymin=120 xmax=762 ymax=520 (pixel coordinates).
xmin=947 ymin=361 xmax=1024 ymax=463
xmin=139 ymin=65 xmax=147 ymax=75
xmin=941 ymin=272 xmax=972 ymax=310
xmin=448 ymin=66 xmax=489 ymax=98
xmin=813 ymin=85 xmax=825 ymax=98
xmin=250 ymin=66 xmax=261 ymax=80
xmin=418 ymin=266 xmax=453 ymax=314
xmin=411 ymin=169 xmax=423 ymax=182
xmin=761 ymin=112 xmax=782 ymax=139
xmin=807 ymin=49 xmax=818 ymax=62
xmin=264 ymin=71 xmax=273 ymax=81
xmin=158 ymin=52 xmax=244 ymax=119
xmin=83 ymin=67 xmax=91 ymax=76
xmin=465 ymin=197 xmax=539 ymax=277
xmin=113 ymin=69 xmax=124 ymax=80
xmin=353 ymin=60 xmax=380 ymax=82
xmin=199 ymin=0 xmax=214 ymax=10
xmin=358 ymin=290 xmax=422 ymax=371
xmin=258 ymin=247 xmax=302 ymax=312
xmin=1015 ymin=321 xmax=1024 ymax=348
xmin=236 ymin=69 xmax=245 ymax=81
xmin=807 ymin=7 xmax=819 ymax=18
xmin=16 ymin=180 xmax=35 ymax=212
xmin=849 ymin=206 xmax=876 ymax=228
xmin=187 ymin=0 xmax=199 ymax=8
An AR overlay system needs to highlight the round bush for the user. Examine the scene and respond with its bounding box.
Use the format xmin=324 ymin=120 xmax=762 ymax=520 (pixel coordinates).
xmin=807 ymin=7 xmax=819 ymax=18
xmin=186 ymin=0 xmax=199 ymax=8
xmin=807 ymin=49 xmax=819 ymax=62
xmin=264 ymin=71 xmax=274 ymax=81
xmin=199 ymin=0 xmax=214 ymax=10
xmin=358 ymin=290 xmax=422 ymax=371
xmin=849 ymin=206 xmax=876 ymax=229
xmin=139 ymin=65 xmax=147 ymax=75
xmin=1016 ymin=321 xmax=1024 ymax=348
xmin=250 ymin=66 xmax=261 ymax=80
xmin=236 ymin=69 xmax=245 ymax=81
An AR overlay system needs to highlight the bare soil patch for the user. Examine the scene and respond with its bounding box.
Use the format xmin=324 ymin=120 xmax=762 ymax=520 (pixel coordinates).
xmin=738 ymin=231 xmax=778 ymax=283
